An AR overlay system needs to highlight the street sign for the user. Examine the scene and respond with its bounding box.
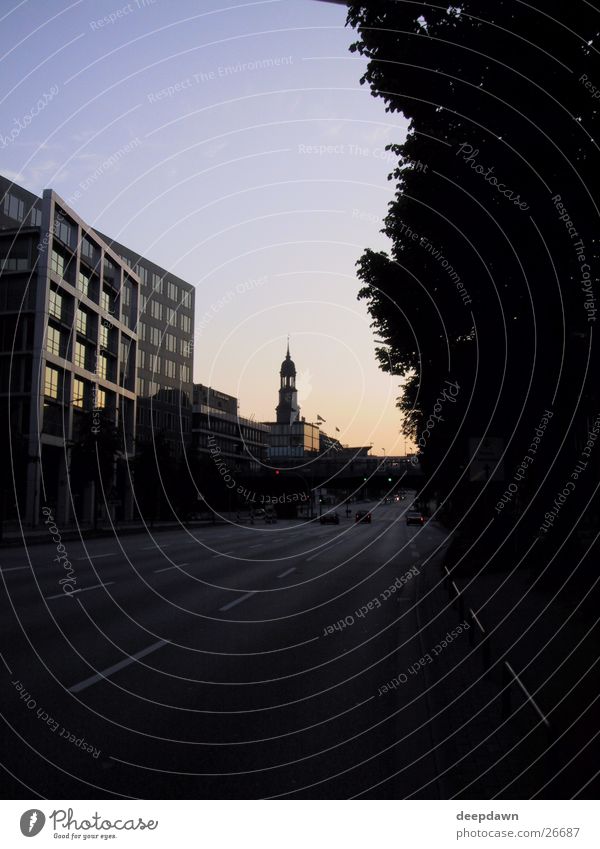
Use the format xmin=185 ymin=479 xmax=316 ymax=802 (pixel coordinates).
xmin=468 ymin=437 xmax=504 ymax=482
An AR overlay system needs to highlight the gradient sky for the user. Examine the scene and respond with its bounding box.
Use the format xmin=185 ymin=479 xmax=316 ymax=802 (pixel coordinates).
xmin=1 ymin=0 xmax=412 ymax=454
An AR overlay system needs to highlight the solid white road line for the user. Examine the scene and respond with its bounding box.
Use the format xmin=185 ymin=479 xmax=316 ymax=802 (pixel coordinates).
xmin=154 ymin=563 xmax=189 ymax=573
xmin=219 ymin=591 xmax=256 ymax=612
xmin=46 ymin=581 xmax=115 ymax=600
xmin=277 ymin=567 xmax=296 ymax=578
xmin=76 ymin=553 xmax=116 ymax=561
xmin=68 ymin=639 xmax=169 ymax=694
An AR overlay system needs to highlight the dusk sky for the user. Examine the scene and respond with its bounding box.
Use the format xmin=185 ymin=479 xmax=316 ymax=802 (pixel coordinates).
xmin=1 ymin=0 xmax=411 ymax=453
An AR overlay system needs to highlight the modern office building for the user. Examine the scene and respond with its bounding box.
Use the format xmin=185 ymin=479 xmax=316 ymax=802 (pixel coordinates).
xmin=193 ymin=384 xmax=269 ymax=474
xmin=0 ymin=179 xmax=137 ymax=526
xmin=96 ymin=232 xmax=194 ymax=457
xmin=0 ymin=174 xmax=195 ymax=527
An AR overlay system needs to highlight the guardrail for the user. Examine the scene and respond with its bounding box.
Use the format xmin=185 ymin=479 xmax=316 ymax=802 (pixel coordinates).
xmin=441 ymin=563 xmax=553 ymax=742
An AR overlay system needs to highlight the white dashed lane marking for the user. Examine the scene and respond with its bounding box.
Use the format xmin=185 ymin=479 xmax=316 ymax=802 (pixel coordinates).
xmin=219 ymin=592 xmax=256 ymax=612
xmin=154 ymin=563 xmax=189 ymax=573
xmin=68 ymin=639 xmax=169 ymax=693
xmin=46 ymin=581 xmax=114 ymax=600
xmin=76 ymin=553 xmax=116 ymax=561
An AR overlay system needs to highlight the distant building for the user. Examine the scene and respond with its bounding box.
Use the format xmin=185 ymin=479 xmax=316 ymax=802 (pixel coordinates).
xmin=193 ymin=384 xmax=269 ymax=474
xmin=264 ymin=342 xmax=342 ymax=463
xmin=96 ymin=232 xmax=194 ymax=458
xmin=276 ymin=340 xmax=300 ymax=424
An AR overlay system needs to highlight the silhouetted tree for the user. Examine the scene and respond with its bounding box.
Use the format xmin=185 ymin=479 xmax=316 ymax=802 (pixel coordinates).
xmin=345 ymin=1 xmax=600 ymax=531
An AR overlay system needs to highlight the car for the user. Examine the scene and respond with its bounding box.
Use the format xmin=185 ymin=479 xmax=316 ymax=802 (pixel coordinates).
xmin=406 ymin=510 xmax=425 ymax=526
xmin=355 ymin=510 xmax=372 ymax=524
xmin=320 ymin=512 xmax=340 ymax=525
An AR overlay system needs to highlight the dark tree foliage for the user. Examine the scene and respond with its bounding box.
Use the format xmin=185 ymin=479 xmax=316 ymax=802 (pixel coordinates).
xmin=346 ymin=1 xmax=599 ymax=531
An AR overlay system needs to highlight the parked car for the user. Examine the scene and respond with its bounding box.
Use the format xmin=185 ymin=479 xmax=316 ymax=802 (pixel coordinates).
xmin=406 ymin=510 xmax=425 ymax=526
xmin=355 ymin=510 xmax=372 ymax=524
xmin=320 ymin=512 xmax=340 ymax=525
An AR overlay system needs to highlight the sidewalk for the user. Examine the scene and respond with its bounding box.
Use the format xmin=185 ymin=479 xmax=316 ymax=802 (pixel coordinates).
xmin=438 ymin=547 xmax=600 ymax=798
xmin=0 ymin=516 xmax=226 ymax=548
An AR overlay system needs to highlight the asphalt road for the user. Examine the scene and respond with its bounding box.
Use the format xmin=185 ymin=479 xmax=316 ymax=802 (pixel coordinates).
xmin=0 ymin=495 xmax=547 ymax=799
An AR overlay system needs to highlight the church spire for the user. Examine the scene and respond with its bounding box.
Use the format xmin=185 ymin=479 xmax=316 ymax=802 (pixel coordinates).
xmin=276 ymin=339 xmax=300 ymax=424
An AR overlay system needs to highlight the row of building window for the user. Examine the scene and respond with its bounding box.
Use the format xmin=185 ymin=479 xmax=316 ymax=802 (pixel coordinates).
xmin=135 ymin=264 xmax=193 ymax=309
xmin=2 ymin=192 xmax=42 ymax=226
xmin=45 ymin=364 xmax=117 ymax=410
xmin=136 ymin=364 xmax=190 ymax=395
xmin=137 ymin=405 xmax=191 ymax=432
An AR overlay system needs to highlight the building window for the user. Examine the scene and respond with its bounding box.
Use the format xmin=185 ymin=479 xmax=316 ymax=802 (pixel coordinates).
xmin=80 ymin=235 xmax=97 ymax=264
xmin=73 ymin=378 xmax=85 ymax=408
xmin=74 ymin=341 xmax=87 ymax=369
xmin=150 ymin=300 xmax=162 ymax=321
xmin=50 ymin=248 xmax=65 ymax=278
xmin=46 ymin=326 xmax=62 ymax=357
xmin=54 ymin=212 xmax=75 ymax=247
xmin=104 ymin=258 xmax=118 ymax=288
xmin=48 ymin=289 xmax=62 ymax=320
xmin=76 ymin=307 xmax=88 ymax=336
xmin=100 ymin=287 xmax=114 ymax=314
xmin=77 ymin=269 xmax=90 ymax=298
xmin=44 ymin=365 xmax=59 ymax=399
xmin=137 ymin=265 xmax=149 ymax=287
xmin=152 ymin=272 xmax=162 ymax=294
xmin=100 ymin=323 xmax=109 ymax=349
xmin=3 ymin=193 xmax=25 ymax=222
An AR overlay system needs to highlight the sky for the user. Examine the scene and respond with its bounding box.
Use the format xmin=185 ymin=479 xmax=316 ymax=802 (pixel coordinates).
xmin=0 ymin=0 xmax=412 ymax=455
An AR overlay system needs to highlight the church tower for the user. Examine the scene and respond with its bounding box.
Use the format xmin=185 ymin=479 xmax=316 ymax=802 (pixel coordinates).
xmin=276 ymin=340 xmax=300 ymax=424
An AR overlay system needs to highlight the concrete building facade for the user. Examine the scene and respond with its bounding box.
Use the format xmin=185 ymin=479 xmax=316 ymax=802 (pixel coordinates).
xmin=0 ymin=174 xmax=195 ymax=527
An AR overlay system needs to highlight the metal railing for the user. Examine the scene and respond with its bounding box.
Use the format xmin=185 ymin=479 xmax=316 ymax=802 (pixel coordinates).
xmin=442 ymin=563 xmax=553 ymax=742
